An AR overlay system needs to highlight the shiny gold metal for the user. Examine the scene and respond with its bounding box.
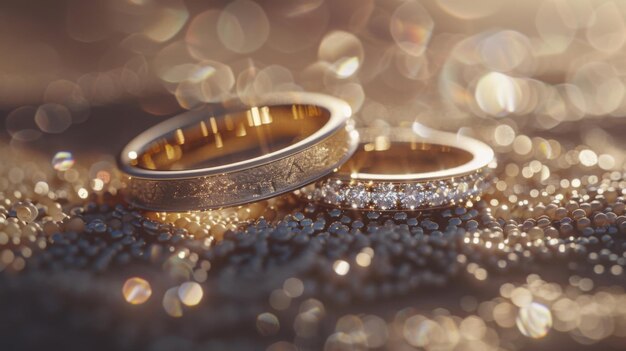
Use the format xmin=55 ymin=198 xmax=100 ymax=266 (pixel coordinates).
xmin=310 ymin=125 xmax=495 ymax=211
xmin=119 ymin=92 xmax=358 ymax=211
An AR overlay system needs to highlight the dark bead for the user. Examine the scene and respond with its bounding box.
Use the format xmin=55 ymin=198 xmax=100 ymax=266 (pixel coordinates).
xmin=157 ymin=232 xmax=172 ymax=242
xmin=270 ymin=227 xmax=294 ymax=242
xmin=109 ymin=230 xmax=124 ymax=240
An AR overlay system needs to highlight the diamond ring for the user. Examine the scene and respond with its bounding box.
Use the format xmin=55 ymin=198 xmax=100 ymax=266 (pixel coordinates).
xmin=119 ymin=92 xmax=358 ymax=211
xmin=309 ymin=125 xmax=495 ymax=211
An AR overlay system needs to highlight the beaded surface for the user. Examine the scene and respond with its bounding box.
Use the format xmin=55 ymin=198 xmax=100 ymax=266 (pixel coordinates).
xmin=1 ymin=132 xmax=626 ymax=350
xmin=2 ymin=1 xmax=626 ymax=350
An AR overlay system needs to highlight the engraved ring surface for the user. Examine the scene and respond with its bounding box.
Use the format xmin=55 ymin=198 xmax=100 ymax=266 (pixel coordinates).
xmin=310 ymin=125 xmax=495 ymax=211
xmin=119 ymin=92 xmax=358 ymax=211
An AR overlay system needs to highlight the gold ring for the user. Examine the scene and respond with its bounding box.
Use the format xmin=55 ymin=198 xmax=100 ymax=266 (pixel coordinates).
xmin=309 ymin=125 xmax=495 ymax=211
xmin=119 ymin=92 xmax=358 ymax=211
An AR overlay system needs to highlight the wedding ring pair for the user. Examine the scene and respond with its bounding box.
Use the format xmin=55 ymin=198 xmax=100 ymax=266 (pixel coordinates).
xmin=119 ymin=93 xmax=494 ymax=212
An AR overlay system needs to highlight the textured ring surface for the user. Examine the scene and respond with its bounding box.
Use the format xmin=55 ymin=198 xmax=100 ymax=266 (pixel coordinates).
xmin=119 ymin=92 xmax=358 ymax=211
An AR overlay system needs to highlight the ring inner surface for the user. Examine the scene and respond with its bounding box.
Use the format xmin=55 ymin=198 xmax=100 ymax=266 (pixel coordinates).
xmin=134 ymin=104 xmax=330 ymax=171
xmin=339 ymin=141 xmax=473 ymax=177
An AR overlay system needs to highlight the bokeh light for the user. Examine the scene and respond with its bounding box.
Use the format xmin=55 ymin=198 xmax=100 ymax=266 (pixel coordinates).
xmin=177 ymin=281 xmax=203 ymax=306
xmin=217 ymin=0 xmax=270 ymax=54
xmin=122 ymin=277 xmax=152 ymax=305
xmin=51 ymin=151 xmax=75 ymax=171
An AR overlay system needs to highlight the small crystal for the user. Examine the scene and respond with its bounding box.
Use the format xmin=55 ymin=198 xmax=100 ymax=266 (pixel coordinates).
xmin=427 ymin=182 xmax=447 ymax=207
xmin=448 ymin=180 xmax=469 ymax=203
xmin=371 ymin=183 xmax=398 ymax=209
xmin=322 ymin=181 xmax=345 ymax=205
xmin=345 ymin=183 xmax=370 ymax=208
xmin=400 ymin=184 xmax=426 ymax=209
xmin=472 ymin=177 xmax=486 ymax=196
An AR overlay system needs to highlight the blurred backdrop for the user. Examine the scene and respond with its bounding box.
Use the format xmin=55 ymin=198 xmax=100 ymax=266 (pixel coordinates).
xmin=1 ymin=0 xmax=625 ymax=164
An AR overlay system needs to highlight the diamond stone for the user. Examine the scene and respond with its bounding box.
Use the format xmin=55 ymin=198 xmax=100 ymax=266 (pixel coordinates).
xmin=448 ymin=180 xmax=469 ymax=203
xmin=371 ymin=183 xmax=398 ymax=210
xmin=426 ymin=182 xmax=447 ymax=207
xmin=316 ymin=171 xmax=489 ymax=210
xmin=322 ymin=181 xmax=345 ymax=205
xmin=345 ymin=183 xmax=370 ymax=208
xmin=309 ymin=187 xmax=324 ymax=202
xmin=472 ymin=178 xmax=485 ymax=196
xmin=400 ymin=183 xmax=426 ymax=209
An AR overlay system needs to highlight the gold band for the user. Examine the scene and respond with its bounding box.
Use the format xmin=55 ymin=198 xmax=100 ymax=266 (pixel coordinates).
xmin=309 ymin=125 xmax=495 ymax=211
xmin=119 ymin=93 xmax=358 ymax=211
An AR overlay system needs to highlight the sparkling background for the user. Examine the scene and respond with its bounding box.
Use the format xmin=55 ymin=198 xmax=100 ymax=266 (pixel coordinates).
xmin=1 ymin=0 xmax=626 ymax=350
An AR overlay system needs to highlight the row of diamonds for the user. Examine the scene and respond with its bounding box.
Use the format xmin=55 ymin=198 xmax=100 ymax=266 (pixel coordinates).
xmin=310 ymin=172 xmax=489 ymax=211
